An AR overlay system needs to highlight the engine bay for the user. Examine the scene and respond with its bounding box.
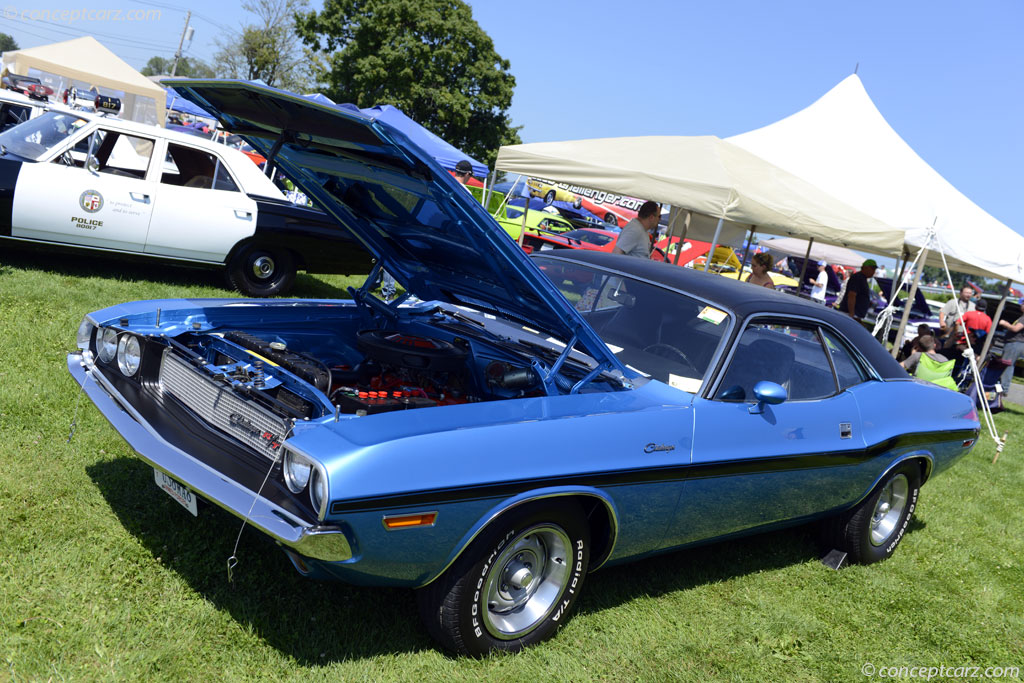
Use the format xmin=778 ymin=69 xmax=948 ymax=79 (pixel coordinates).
xmin=162 ymin=313 xmax=616 ymax=423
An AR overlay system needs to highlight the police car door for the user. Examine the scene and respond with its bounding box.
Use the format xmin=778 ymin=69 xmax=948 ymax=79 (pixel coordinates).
xmin=144 ymin=141 xmax=257 ymax=262
xmin=12 ymin=126 xmax=158 ymax=251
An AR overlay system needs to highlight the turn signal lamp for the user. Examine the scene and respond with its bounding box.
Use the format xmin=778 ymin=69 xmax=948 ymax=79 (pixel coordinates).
xmin=382 ymin=512 xmax=438 ymax=530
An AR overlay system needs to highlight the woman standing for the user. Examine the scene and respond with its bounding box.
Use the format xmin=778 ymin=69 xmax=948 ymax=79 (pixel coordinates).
xmin=746 ymin=252 xmax=776 ymax=289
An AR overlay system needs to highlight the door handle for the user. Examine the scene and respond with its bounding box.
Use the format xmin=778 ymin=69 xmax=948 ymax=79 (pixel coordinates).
xmin=234 ymin=210 xmax=252 ymax=220
xmin=129 ymin=192 xmax=150 ymax=203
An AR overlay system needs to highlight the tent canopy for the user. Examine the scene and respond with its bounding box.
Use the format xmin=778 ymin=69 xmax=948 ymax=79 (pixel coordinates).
xmin=165 ymin=86 xmax=213 ymax=118
xmin=728 ymin=75 xmax=1024 ymax=282
xmin=2 ymin=36 xmax=165 ymax=126
xmin=360 ymin=105 xmax=487 ymax=177
xmin=758 ymin=236 xmax=865 ymax=267
xmin=495 ymin=135 xmax=905 ymax=253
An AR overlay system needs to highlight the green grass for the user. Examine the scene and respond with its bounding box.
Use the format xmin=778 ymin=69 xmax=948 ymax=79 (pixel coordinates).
xmin=2 ymin=248 xmax=1023 ymax=681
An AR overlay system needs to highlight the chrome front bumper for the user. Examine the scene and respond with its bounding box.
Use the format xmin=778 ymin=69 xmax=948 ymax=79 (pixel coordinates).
xmin=67 ymin=351 xmax=352 ymax=562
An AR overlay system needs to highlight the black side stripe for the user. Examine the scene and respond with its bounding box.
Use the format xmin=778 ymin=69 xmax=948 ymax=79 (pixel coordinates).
xmin=328 ymin=429 xmax=977 ymax=515
xmin=0 ymin=159 xmax=22 ymax=237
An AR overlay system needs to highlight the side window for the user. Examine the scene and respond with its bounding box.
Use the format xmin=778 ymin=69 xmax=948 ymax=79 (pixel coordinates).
xmin=821 ymin=329 xmax=869 ymax=389
xmin=716 ymin=321 xmax=838 ymax=402
xmin=161 ymin=143 xmax=239 ymax=192
xmin=91 ymin=130 xmax=154 ymax=178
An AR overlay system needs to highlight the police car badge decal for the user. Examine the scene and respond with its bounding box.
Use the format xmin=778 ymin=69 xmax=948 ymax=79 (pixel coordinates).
xmin=80 ymin=190 xmax=103 ymax=213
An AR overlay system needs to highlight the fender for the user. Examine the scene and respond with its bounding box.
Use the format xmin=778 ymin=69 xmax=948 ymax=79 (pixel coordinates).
xmin=418 ymin=486 xmax=619 ymax=588
xmin=0 ymin=158 xmax=23 ymax=236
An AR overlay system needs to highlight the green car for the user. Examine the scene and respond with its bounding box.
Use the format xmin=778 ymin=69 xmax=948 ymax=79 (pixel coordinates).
xmin=494 ymin=206 xmax=574 ymax=241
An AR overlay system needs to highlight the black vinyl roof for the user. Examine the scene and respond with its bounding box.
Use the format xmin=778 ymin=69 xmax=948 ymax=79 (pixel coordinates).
xmin=533 ymin=250 xmax=906 ymax=380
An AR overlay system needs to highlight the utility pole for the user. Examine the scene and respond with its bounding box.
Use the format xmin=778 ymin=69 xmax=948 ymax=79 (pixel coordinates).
xmin=170 ymin=11 xmax=193 ymax=77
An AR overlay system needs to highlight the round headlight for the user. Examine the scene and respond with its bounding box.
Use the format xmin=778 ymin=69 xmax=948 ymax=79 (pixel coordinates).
xmin=116 ymin=334 xmax=141 ymax=377
xmin=283 ymin=450 xmax=312 ymax=493
xmin=98 ymin=328 xmax=119 ymax=363
xmin=310 ymin=467 xmax=327 ymax=515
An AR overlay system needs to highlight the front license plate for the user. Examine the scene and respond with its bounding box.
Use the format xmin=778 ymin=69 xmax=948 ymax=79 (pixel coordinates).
xmin=154 ymin=469 xmax=198 ymax=516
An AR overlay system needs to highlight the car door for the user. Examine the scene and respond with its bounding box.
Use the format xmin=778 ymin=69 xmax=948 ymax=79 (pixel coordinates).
xmin=144 ymin=141 xmax=257 ymax=262
xmin=666 ymin=317 xmax=868 ymax=548
xmin=12 ymin=126 xmax=158 ymax=252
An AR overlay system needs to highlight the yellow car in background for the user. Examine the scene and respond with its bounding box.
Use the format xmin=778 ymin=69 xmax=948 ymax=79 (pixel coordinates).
xmin=527 ymin=178 xmax=583 ymax=208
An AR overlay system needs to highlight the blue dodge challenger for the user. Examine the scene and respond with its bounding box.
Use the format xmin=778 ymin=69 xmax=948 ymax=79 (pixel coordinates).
xmin=68 ymin=81 xmax=979 ymax=656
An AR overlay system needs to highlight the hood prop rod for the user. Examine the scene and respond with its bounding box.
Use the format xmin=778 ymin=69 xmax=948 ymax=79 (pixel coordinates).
xmin=264 ymin=129 xmax=296 ymax=177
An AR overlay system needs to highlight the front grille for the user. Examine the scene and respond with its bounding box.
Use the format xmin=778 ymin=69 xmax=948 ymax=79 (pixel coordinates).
xmin=158 ymin=349 xmax=290 ymax=460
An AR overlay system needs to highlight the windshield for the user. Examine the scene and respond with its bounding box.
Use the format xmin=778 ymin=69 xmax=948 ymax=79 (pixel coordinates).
xmin=0 ymin=111 xmax=88 ymax=160
xmin=535 ymin=257 xmax=732 ymax=392
xmin=564 ymin=229 xmax=614 ymax=246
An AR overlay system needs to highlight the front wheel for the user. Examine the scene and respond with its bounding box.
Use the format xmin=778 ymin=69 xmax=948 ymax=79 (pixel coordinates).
xmin=544 ymin=189 xmax=556 ymax=205
xmin=824 ymin=461 xmax=921 ymax=564
xmin=226 ymin=243 xmax=296 ymax=297
xmin=416 ymin=500 xmax=590 ymax=656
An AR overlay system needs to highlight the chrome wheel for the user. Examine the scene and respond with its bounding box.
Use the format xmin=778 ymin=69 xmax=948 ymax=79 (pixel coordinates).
xmin=869 ymin=473 xmax=909 ymax=546
xmin=482 ymin=523 xmax=571 ymax=640
xmin=251 ymin=255 xmax=275 ymax=280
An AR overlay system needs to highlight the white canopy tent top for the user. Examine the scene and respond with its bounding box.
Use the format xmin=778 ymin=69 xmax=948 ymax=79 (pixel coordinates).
xmin=1 ymin=36 xmax=165 ymax=126
xmin=758 ymin=237 xmax=866 ymax=268
xmin=495 ymin=135 xmax=906 ymax=254
xmin=728 ymin=75 xmax=1024 ymax=282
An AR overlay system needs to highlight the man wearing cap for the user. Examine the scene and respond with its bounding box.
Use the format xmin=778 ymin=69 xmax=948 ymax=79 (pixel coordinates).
xmin=839 ymin=259 xmax=877 ymax=320
xmin=454 ymin=159 xmax=474 ymax=190
xmin=810 ymin=260 xmax=829 ymax=303
xmin=996 ymin=298 xmax=1024 ymax=391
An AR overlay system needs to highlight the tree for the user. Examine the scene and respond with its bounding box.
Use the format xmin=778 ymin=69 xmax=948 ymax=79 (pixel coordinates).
xmin=141 ymin=55 xmax=216 ymax=78
xmin=0 ymin=33 xmax=18 ymax=53
xmin=295 ymin=0 xmax=520 ymax=168
xmin=214 ymin=0 xmax=313 ymax=92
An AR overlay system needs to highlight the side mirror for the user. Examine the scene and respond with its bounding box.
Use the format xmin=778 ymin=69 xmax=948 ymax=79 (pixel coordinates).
xmin=749 ymin=380 xmax=787 ymax=414
xmin=86 ymin=156 xmax=100 ymax=174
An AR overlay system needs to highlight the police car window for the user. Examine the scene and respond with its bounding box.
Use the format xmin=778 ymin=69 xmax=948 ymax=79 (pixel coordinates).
xmin=161 ymin=143 xmax=239 ymax=192
xmin=716 ymin=322 xmax=838 ymax=402
xmin=90 ymin=130 xmax=154 ymax=179
xmin=0 ymin=111 xmax=87 ymax=160
xmin=0 ymin=103 xmax=30 ymax=130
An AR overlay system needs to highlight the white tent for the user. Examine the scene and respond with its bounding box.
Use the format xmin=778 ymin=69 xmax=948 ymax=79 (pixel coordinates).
xmin=728 ymin=75 xmax=1024 ymax=282
xmin=759 ymin=237 xmax=865 ymax=268
xmin=495 ymin=135 xmax=906 ymax=254
xmin=1 ymin=36 xmax=165 ymax=126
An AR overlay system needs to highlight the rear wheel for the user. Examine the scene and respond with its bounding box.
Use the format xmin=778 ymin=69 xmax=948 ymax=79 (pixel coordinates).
xmin=823 ymin=461 xmax=921 ymax=564
xmin=416 ymin=500 xmax=589 ymax=656
xmin=226 ymin=243 xmax=296 ymax=297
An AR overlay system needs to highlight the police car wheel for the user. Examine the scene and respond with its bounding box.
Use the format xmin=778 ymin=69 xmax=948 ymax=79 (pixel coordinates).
xmin=227 ymin=244 xmax=296 ymax=297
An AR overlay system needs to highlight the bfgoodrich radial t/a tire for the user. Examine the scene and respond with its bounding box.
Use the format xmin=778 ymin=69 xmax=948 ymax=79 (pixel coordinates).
xmin=226 ymin=243 xmax=296 ymax=297
xmin=826 ymin=461 xmax=922 ymax=564
xmin=416 ymin=500 xmax=590 ymax=656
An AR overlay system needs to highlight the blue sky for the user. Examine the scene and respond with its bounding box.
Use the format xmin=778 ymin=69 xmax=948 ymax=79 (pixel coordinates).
xmin=3 ymin=0 xmax=1022 ymax=235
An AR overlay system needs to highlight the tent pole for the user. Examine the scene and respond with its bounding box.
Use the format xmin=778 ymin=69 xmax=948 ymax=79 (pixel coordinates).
xmin=736 ymin=225 xmax=756 ymax=281
xmin=796 ymin=237 xmax=814 ymax=295
xmin=704 ymin=217 xmax=725 ymax=273
xmin=980 ymin=279 xmax=1013 ymax=363
xmin=673 ymin=211 xmax=692 ymax=266
xmin=892 ymin=248 xmax=928 ymax=357
xmin=483 ymin=169 xmax=497 ymax=209
xmin=663 ymin=209 xmax=681 ymax=263
xmin=890 ymin=246 xmax=908 ymax=305
xmin=518 ymin=177 xmax=529 ymax=247
xmin=480 ymin=172 xmax=489 ymax=207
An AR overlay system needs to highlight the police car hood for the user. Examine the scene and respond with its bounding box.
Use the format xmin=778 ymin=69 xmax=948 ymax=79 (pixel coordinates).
xmin=167 ymin=80 xmax=621 ymax=369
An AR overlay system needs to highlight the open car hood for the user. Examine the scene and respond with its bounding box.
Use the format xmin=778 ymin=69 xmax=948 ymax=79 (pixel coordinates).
xmin=166 ymin=80 xmax=623 ymax=372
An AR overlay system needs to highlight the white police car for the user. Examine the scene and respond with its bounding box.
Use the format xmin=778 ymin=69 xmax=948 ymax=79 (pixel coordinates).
xmin=0 ymin=106 xmax=368 ymax=296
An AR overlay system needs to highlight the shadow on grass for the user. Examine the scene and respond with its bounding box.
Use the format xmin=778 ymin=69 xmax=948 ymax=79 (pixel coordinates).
xmin=86 ymin=455 xmax=914 ymax=663
xmin=1 ymin=247 xmax=355 ymax=299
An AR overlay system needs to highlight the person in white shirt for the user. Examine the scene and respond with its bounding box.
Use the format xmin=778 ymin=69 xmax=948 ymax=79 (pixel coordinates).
xmin=613 ymin=201 xmax=661 ymax=258
xmin=810 ymin=260 xmax=829 ymax=302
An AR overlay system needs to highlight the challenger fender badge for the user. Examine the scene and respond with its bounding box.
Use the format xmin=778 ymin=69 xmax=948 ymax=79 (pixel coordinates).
xmin=644 ymin=443 xmax=675 ymax=454
xmin=80 ymin=189 xmax=103 ymax=213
